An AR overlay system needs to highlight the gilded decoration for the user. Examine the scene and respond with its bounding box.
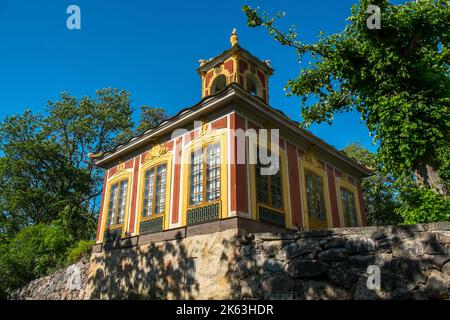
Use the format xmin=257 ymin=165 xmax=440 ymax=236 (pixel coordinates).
xmin=143 ymin=144 xmax=169 ymax=164
xmin=304 ymin=148 xmax=323 ymax=170
xmin=111 ymin=160 xmax=125 ymax=178
xmin=230 ymin=28 xmax=238 ymax=46
xmin=199 ymin=119 xmax=209 ymax=137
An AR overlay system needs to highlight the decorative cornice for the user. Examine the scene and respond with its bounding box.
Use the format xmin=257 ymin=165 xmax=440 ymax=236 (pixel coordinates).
xmin=304 ymin=147 xmax=323 ymax=170
xmin=143 ymin=143 xmax=169 ymax=164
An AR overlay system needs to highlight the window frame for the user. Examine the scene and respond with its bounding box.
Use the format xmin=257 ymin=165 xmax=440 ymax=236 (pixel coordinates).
xmin=299 ymin=158 xmax=332 ymax=230
xmin=254 ymin=148 xmax=284 ymax=212
xmin=249 ymin=137 xmax=291 ymax=229
xmin=101 ymin=169 xmax=132 ymax=242
xmin=181 ymin=130 xmax=228 ymax=226
xmin=136 ymin=152 xmax=173 ymax=235
xmin=188 ymin=141 xmax=222 ymax=209
xmin=336 ymin=176 xmax=362 ymax=227
xmin=304 ymin=169 xmax=327 ymax=223
xmin=141 ymin=162 xmax=168 ymax=221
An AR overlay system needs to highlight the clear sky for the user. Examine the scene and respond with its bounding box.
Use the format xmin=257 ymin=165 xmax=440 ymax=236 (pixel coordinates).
xmin=0 ymin=0 xmax=380 ymax=152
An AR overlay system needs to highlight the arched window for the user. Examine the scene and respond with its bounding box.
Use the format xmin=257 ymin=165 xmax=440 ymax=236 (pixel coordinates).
xmin=211 ymin=75 xmax=226 ymax=94
xmin=246 ymin=75 xmax=260 ymax=97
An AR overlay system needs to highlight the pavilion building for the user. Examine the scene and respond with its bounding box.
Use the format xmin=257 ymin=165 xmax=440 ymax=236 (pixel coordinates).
xmin=90 ymin=30 xmax=371 ymax=246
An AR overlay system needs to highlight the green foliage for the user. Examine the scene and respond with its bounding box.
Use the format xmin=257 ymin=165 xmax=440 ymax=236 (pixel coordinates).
xmin=397 ymin=187 xmax=450 ymax=224
xmin=243 ymin=0 xmax=450 ymax=195
xmin=136 ymin=106 xmax=167 ymax=135
xmin=0 ymin=111 xmax=94 ymax=238
xmin=66 ymin=240 xmax=95 ymax=265
xmin=0 ymin=88 xmax=167 ymax=297
xmin=0 ymin=224 xmax=72 ymax=299
xmin=342 ymin=143 xmax=403 ymax=226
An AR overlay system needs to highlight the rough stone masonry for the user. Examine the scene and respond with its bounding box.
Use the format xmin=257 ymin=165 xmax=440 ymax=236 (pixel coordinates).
xmin=10 ymin=222 xmax=450 ymax=300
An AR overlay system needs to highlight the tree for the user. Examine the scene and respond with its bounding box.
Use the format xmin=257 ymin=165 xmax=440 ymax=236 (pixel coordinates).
xmin=46 ymin=88 xmax=134 ymax=213
xmin=243 ymin=0 xmax=450 ymax=196
xmin=0 ymin=111 xmax=93 ymax=238
xmin=136 ymin=105 xmax=167 ymax=135
xmin=342 ymin=143 xmax=402 ymax=225
xmin=0 ymin=88 xmax=168 ymax=297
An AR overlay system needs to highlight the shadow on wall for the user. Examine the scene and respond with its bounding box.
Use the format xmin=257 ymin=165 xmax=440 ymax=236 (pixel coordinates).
xmin=220 ymin=225 xmax=450 ymax=300
xmin=85 ymin=223 xmax=450 ymax=300
xmin=87 ymin=232 xmax=199 ymax=300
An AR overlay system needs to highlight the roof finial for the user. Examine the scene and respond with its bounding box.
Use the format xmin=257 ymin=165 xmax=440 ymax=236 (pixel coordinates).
xmin=230 ymin=28 xmax=238 ymax=47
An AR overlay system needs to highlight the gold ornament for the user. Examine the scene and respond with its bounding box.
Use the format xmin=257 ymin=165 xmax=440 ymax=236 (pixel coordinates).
xmin=230 ymin=28 xmax=238 ymax=47
xmin=143 ymin=144 xmax=168 ymax=164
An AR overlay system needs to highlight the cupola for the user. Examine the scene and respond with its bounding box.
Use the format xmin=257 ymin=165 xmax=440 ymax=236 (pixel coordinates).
xmin=197 ymin=29 xmax=274 ymax=103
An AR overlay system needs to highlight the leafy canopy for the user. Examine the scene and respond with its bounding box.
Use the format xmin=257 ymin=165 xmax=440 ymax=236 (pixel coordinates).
xmin=243 ymin=0 xmax=450 ymax=195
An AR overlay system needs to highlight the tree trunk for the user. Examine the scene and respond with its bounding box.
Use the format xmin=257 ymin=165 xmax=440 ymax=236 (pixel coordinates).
xmin=414 ymin=161 xmax=448 ymax=196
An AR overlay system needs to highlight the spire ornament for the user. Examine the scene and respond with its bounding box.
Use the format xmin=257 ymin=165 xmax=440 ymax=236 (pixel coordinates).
xmin=230 ymin=28 xmax=238 ymax=47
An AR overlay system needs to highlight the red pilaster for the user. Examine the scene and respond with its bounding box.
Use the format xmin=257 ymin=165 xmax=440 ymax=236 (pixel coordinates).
xmin=128 ymin=156 xmax=139 ymax=235
xmin=356 ymin=181 xmax=368 ymax=226
xmin=326 ymin=164 xmax=341 ymax=227
xmin=287 ymin=142 xmax=302 ymax=229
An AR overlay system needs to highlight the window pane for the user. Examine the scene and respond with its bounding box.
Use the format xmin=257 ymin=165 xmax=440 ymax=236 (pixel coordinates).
xmin=316 ymin=175 xmax=327 ymax=221
xmin=143 ymin=168 xmax=155 ymax=217
xmin=255 ymin=161 xmax=269 ymax=204
xmin=190 ymin=149 xmax=203 ymax=205
xmin=107 ymin=183 xmax=119 ymax=226
xmin=271 ymin=169 xmax=283 ymax=209
xmin=117 ymin=180 xmax=128 ymax=224
xmin=155 ymin=164 xmax=167 ymax=214
xmin=305 ymin=171 xmax=327 ymax=221
xmin=206 ymin=143 xmax=221 ymax=202
xmin=305 ymin=172 xmax=317 ymax=219
xmin=341 ymin=188 xmax=358 ymax=227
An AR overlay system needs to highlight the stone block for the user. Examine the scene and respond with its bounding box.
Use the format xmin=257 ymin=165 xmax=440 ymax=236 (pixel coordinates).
xmin=295 ymin=280 xmax=349 ymax=300
xmin=323 ymin=238 xmax=346 ymax=249
xmin=260 ymin=274 xmax=294 ymax=296
xmin=326 ymin=262 xmax=359 ymax=288
xmin=318 ymin=248 xmax=348 ymax=261
xmin=285 ymin=260 xmax=328 ymax=279
xmin=345 ymin=235 xmax=376 ymax=254
xmin=264 ymin=258 xmax=285 ymax=273
xmin=424 ymin=271 xmax=450 ymax=299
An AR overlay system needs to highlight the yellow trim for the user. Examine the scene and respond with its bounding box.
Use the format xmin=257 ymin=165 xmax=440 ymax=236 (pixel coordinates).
xmin=299 ymin=159 xmax=332 ymax=230
xmin=181 ymin=130 xmax=228 ymax=226
xmin=100 ymin=169 xmax=133 ymax=242
xmin=248 ymin=140 xmax=291 ymax=228
xmin=336 ymin=177 xmax=362 ymax=227
xmin=201 ymin=57 xmax=235 ymax=97
xmin=135 ymin=151 xmax=173 ymax=234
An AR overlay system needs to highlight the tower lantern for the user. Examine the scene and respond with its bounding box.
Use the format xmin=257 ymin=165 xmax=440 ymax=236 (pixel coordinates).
xmin=197 ymin=29 xmax=274 ymax=103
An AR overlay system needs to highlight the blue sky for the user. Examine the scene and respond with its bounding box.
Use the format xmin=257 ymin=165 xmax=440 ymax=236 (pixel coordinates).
xmin=0 ymin=0 xmax=378 ymax=152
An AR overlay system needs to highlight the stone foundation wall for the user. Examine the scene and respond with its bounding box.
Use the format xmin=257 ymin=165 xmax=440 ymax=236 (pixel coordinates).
xmin=10 ymin=222 xmax=450 ymax=300
xmin=233 ymin=223 xmax=450 ymax=299
xmin=10 ymin=259 xmax=90 ymax=300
